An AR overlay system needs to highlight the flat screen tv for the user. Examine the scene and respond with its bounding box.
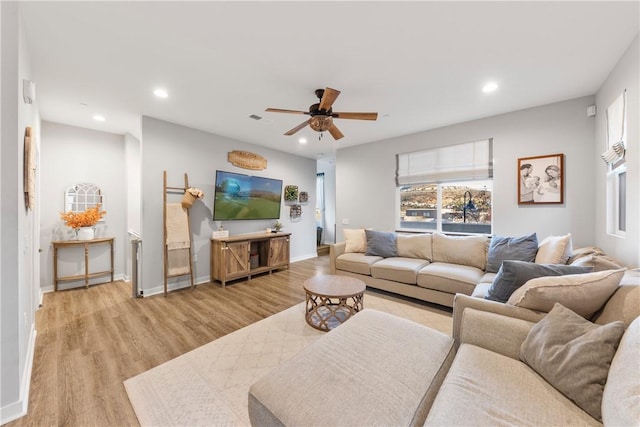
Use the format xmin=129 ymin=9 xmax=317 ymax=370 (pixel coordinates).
xmin=213 ymin=170 xmax=283 ymax=221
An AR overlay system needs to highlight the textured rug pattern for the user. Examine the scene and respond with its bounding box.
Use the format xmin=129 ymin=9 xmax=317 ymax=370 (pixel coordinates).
xmin=124 ymin=293 xmax=452 ymax=426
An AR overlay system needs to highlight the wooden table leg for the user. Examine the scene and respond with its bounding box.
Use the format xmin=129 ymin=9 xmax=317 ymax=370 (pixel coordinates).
xmin=110 ymin=239 xmax=114 ymax=282
xmin=84 ymin=242 xmax=90 ymax=289
xmin=53 ymin=245 xmax=58 ymax=291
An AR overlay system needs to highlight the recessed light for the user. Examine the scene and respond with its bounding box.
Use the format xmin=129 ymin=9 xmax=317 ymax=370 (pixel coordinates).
xmin=80 ymin=103 xmax=89 ymax=107
xmin=482 ymin=82 xmax=498 ymax=93
xmin=153 ymin=88 xmax=168 ymax=98
xmin=298 ymin=138 xmax=307 ymax=144
xmin=93 ymin=114 xmax=105 ymax=122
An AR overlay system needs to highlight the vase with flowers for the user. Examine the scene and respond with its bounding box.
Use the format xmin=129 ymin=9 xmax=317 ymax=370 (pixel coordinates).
xmin=182 ymin=187 xmax=205 ymax=209
xmin=60 ymin=204 xmax=107 ymax=240
xmin=273 ymin=220 xmax=283 ymax=233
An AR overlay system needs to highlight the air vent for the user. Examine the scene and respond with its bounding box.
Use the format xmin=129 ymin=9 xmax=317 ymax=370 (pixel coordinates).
xmin=249 ymin=114 xmax=262 ymax=120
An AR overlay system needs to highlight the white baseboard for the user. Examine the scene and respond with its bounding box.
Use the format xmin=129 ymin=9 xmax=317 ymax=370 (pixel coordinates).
xmin=291 ymin=252 xmax=319 ymax=263
xmin=0 ymin=324 xmax=37 ymax=425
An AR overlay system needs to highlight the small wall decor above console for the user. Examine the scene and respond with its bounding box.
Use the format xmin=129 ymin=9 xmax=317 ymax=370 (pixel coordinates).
xmin=518 ymin=153 xmax=564 ymax=205
xmin=227 ymin=150 xmax=267 ymax=170
xmin=299 ymin=191 xmax=309 ymax=204
xmin=284 ymin=185 xmax=298 ymax=202
xmin=290 ymin=204 xmax=302 ymax=220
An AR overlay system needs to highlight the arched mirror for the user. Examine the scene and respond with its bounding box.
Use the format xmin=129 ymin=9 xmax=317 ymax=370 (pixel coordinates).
xmin=65 ymin=183 xmax=104 ymax=213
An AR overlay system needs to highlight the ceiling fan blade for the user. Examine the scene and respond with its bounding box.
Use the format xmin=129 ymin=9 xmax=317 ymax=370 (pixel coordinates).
xmin=265 ymin=108 xmax=308 ymax=115
xmin=328 ymin=124 xmax=344 ymax=140
xmin=284 ymin=119 xmax=310 ymax=136
xmin=331 ymin=112 xmax=378 ymax=121
xmin=318 ymin=87 xmax=341 ymax=111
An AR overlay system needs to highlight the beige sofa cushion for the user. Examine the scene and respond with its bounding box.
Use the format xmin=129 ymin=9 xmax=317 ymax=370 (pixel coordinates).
xmin=431 ymin=232 xmax=488 ymax=270
xmin=593 ymin=270 xmax=640 ymax=327
xmin=520 ymin=303 xmax=625 ymax=421
xmin=371 ymin=257 xmax=430 ymax=285
xmin=417 ymin=262 xmax=483 ymax=296
xmin=602 ymin=317 xmax=640 ymax=426
xmin=397 ymin=233 xmax=433 ymax=260
xmin=571 ymin=254 xmax=626 ymax=271
xmin=535 ymin=233 xmax=573 ymax=264
xmin=425 ymin=344 xmax=600 ymax=426
xmin=335 ymin=253 xmax=382 ymax=275
xmin=507 ymin=269 xmax=625 ymax=318
xmin=343 ymin=228 xmax=367 ymax=253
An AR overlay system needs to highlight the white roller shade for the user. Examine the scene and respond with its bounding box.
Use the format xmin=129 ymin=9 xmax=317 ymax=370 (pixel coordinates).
xmin=603 ymin=91 xmax=626 ymax=165
xmin=396 ymin=139 xmax=493 ymax=185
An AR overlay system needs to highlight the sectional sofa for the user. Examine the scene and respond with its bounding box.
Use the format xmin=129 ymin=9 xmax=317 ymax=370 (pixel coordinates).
xmin=329 ymin=229 xmax=624 ymax=308
xmin=249 ymin=268 xmax=640 ymax=426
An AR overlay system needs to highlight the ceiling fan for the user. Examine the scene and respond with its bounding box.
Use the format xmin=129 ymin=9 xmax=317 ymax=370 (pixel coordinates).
xmin=265 ymin=87 xmax=378 ymax=140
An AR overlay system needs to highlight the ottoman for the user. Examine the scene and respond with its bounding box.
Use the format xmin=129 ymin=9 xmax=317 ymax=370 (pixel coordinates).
xmin=248 ymin=309 xmax=455 ymax=426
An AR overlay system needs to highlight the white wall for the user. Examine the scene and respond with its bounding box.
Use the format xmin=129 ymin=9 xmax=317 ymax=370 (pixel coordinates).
xmin=39 ymin=121 xmax=127 ymax=291
xmin=140 ymin=117 xmax=317 ymax=296
xmin=1 ymin=2 xmax=41 ymax=422
xmin=125 ymin=132 xmax=141 ymax=281
xmin=595 ymin=35 xmax=640 ymax=268
xmin=336 ymin=96 xmax=599 ymax=250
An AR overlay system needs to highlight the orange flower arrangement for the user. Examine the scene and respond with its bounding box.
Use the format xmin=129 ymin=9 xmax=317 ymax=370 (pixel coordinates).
xmin=60 ymin=204 xmax=107 ymax=229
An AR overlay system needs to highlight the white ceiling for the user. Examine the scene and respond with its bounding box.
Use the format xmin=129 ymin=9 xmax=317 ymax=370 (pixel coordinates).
xmin=20 ymin=1 xmax=639 ymax=160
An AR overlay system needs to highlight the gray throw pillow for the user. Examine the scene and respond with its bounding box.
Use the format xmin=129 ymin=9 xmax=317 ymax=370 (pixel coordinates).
xmin=486 ymin=233 xmax=538 ymax=273
xmin=520 ymin=303 xmax=625 ymax=421
xmin=485 ymin=260 xmax=592 ymax=303
xmin=365 ymin=230 xmax=397 ymax=258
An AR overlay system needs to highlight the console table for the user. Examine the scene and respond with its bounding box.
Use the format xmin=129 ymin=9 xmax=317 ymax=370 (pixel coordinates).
xmin=52 ymin=237 xmax=115 ymax=291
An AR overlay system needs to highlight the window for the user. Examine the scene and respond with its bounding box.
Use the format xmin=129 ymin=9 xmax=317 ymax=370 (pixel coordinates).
xmin=604 ymin=91 xmax=627 ymax=237
xmin=396 ymin=139 xmax=493 ymax=235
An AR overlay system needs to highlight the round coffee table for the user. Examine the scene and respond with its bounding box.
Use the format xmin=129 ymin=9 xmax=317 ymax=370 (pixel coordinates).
xmin=303 ymin=275 xmax=366 ymax=331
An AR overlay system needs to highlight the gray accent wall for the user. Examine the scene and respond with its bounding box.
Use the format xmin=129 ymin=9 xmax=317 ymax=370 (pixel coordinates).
xmin=140 ymin=117 xmax=317 ymax=296
xmin=336 ymin=96 xmax=599 ymax=250
xmin=595 ymin=35 xmax=639 ymax=268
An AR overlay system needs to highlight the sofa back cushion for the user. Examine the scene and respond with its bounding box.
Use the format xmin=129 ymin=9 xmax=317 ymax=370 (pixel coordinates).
xmin=593 ymin=270 xmax=640 ymax=327
xmin=602 ymin=316 xmax=640 ymax=426
xmin=396 ymin=233 xmax=432 ymax=260
xmin=432 ymin=232 xmax=488 ymax=270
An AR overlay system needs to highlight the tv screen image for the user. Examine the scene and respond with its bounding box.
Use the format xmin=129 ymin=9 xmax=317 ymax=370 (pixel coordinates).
xmin=213 ymin=170 xmax=283 ymax=221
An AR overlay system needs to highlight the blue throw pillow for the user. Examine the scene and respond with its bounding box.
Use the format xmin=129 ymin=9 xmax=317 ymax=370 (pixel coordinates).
xmin=365 ymin=230 xmax=397 ymax=258
xmin=486 ymin=233 xmax=539 ymax=273
xmin=485 ymin=260 xmax=593 ymax=303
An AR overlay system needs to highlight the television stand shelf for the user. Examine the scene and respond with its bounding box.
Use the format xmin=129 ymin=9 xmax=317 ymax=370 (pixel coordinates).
xmin=210 ymin=232 xmax=290 ymax=287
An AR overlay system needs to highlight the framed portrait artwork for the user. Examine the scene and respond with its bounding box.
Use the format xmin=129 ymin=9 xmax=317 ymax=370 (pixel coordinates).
xmin=518 ymin=153 xmax=564 ymax=204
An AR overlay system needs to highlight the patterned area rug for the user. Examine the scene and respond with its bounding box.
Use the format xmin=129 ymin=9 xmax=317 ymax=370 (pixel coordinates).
xmin=124 ymin=292 xmax=452 ymax=426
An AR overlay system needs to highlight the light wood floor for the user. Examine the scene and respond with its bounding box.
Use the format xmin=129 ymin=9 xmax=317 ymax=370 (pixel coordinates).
xmin=9 ymin=256 xmax=330 ymax=427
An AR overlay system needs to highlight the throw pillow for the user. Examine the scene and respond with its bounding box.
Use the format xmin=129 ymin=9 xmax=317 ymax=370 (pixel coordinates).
xmin=344 ymin=229 xmax=367 ymax=253
xmin=365 ymin=230 xmax=397 ymax=258
xmin=486 ymin=233 xmax=539 ymax=273
xmin=485 ymin=260 xmax=592 ymax=303
xmin=571 ymin=254 xmax=625 ymax=271
xmin=431 ymin=232 xmax=489 ymax=270
xmin=396 ymin=233 xmax=432 ymax=260
xmin=535 ymin=234 xmax=573 ymax=264
xmin=507 ymin=268 xmax=625 ymax=318
xmin=520 ymin=303 xmax=625 ymax=421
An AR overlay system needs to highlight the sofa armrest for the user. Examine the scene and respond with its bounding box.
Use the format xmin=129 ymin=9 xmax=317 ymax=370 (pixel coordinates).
xmin=452 ymin=294 xmax=546 ymax=347
xmin=459 ymin=308 xmax=535 ymax=360
xmin=329 ymin=242 xmax=346 ymax=274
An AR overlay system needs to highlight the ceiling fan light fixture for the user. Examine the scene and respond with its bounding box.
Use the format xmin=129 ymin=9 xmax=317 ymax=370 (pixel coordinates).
xmin=309 ymin=115 xmax=333 ymax=132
